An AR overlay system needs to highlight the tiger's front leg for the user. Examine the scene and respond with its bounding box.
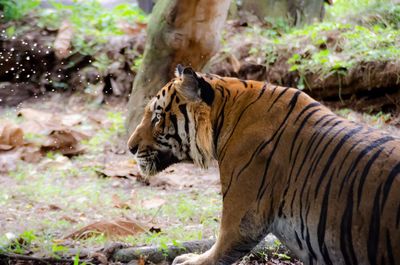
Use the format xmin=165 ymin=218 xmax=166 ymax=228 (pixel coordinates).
xmin=172 ymin=197 xmax=268 ymax=265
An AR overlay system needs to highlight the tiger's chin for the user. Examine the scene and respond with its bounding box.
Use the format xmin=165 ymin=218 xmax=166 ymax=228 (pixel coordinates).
xmin=137 ymin=150 xmax=180 ymax=177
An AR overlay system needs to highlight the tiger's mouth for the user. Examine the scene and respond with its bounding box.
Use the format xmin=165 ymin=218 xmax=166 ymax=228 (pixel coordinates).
xmin=136 ymin=150 xmax=180 ymax=176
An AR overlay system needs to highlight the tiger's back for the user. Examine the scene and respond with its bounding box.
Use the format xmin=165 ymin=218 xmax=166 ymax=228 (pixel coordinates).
xmin=128 ymin=66 xmax=400 ymax=265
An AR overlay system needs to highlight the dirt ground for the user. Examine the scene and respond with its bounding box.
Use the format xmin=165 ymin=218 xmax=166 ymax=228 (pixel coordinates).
xmin=0 ymin=91 xmax=223 ymax=263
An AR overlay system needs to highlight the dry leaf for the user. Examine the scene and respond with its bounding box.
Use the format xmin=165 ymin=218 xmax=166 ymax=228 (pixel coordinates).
xmin=19 ymin=144 xmax=42 ymax=163
xmin=18 ymin=108 xmax=89 ymax=155
xmin=97 ymin=159 xmax=139 ymax=178
xmin=61 ymin=215 xmax=77 ymax=224
xmin=54 ymin=20 xmax=74 ymax=59
xmin=66 ymin=219 xmax=146 ymax=239
xmin=111 ymin=194 xmax=131 ymax=209
xmin=0 ymin=122 xmax=24 ymax=150
xmin=142 ymin=197 xmax=166 ymax=209
xmin=117 ymin=20 xmax=147 ymax=35
xmin=18 ymin=108 xmax=53 ymax=125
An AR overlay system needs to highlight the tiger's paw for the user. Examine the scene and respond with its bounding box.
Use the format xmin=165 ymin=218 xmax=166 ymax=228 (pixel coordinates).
xmin=172 ymin=253 xmax=212 ymax=265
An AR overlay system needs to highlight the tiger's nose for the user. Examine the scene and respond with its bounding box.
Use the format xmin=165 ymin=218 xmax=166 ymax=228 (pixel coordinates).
xmin=129 ymin=144 xmax=138 ymax=155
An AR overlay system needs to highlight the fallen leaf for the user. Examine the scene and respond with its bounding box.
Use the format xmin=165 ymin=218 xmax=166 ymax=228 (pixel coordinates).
xmin=54 ymin=20 xmax=74 ymax=59
xmin=49 ymin=204 xmax=62 ymax=211
xmin=18 ymin=108 xmax=90 ymax=155
xmin=0 ymin=122 xmax=23 ymax=150
xmin=112 ymin=194 xmax=131 ymax=209
xmin=65 ymin=219 xmax=147 ymax=239
xmin=142 ymin=197 xmax=165 ymax=209
xmin=18 ymin=108 xmax=53 ymax=125
xmin=117 ymin=20 xmax=147 ymax=35
xmin=61 ymin=215 xmax=77 ymax=224
xmin=19 ymin=144 xmax=42 ymax=163
xmin=97 ymin=159 xmax=139 ymax=178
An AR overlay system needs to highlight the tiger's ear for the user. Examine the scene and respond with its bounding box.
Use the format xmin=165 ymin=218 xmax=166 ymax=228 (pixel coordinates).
xmin=175 ymin=65 xmax=215 ymax=105
xmin=175 ymin=64 xmax=184 ymax=78
xmin=178 ymin=66 xmax=201 ymax=101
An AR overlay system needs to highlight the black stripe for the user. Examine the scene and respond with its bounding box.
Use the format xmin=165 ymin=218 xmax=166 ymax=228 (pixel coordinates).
xmin=165 ymin=92 xmax=176 ymax=111
xmin=267 ymin=87 xmax=290 ymax=112
xmin=294 ymin=102 xmax=321 ymax=123
xmin=305 ymin=227 xmax=317 ymax=260
xmin=256 ymin=91 xmax=301 ymax=200
xmin=293 ymin=117 xmax=338 ymax=183
xmin=290 ymin=189 xmax=298 ymax=217
xmin=169 ymin=114 xmax=182 ymax=145
xmin=219 ymin=86 xmax=267 ymax=162
xmin=386 ymin=229 xmax=395 ymax=265
xmin=295 ymin=231 xmax=303 ymax=250
xmin=287 ymin=140 xmax=303 ymax=183
xmin=338 ymin=136 xmax=394 ymax=196
xmin=396 ymin=202 xmax=400 ymax=228
xmin=313 ymin=114 xmax=334 ymax=128
xmin=299 ymin=125 xmax=345 ymax=201
xmin=314 ymin=126 xmax=363 ymax=198
xmin=198 ymin=77 xmax=215 ymax=106
xmin=356 ymin=148 xmax=383 ymax=209
xmin=317 ymin=172 xmax=334 ymax=265
xmin=368 ymin=183 xmax=382 ymax=265
xmin=289 ymin=108 xmax=321 ymax=162
xmin=213 ymin=97 xmax=228 ymax=149
xmin=381 ymin=162 xmax=400 ymax=211
xmin=340 ymin=178 xmax=358 ymax=265
xmin=178 ymin=104 xmax=189 ymax=134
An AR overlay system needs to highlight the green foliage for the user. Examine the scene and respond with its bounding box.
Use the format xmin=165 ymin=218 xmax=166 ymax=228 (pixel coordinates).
xmin=286 ymin=21 xmax=400 ymax=79
xmin=234 ymin=0 xmax=400 ymax=93
xmin=6 ymin=230 xmax=37 ymax=254
xmin=38 ymin=0 xmax=147 ymax=56
xmin=325 ymin=0 xmax=392 ymax=22
xmin=0 ymin=0 xmax=40 ymax=21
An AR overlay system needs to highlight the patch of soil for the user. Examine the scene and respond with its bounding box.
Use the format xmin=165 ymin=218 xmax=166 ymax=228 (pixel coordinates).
xmin=0 ymin=15 xmax=145 ymax=107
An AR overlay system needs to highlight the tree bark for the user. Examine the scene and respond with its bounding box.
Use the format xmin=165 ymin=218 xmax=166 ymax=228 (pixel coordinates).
xmin=241 ymin=0 xmax=328 ymax=26
xmin=126 ymin=0 xmax=231 ymax=133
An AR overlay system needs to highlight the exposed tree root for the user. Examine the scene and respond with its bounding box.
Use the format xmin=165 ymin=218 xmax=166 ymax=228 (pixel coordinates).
xmin=112 ymin=234 xmax=292 ymax=264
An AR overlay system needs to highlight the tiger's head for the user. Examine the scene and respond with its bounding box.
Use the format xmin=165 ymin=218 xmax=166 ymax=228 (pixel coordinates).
xmin=127 ymin=65 xmax=215 ymax=176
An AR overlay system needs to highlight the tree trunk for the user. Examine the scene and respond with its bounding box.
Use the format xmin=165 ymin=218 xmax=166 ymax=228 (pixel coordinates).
xmin=126 ymin=0 xmax=231 ymax=133
xmin=241 ymin=0 xmax=328 ymax=26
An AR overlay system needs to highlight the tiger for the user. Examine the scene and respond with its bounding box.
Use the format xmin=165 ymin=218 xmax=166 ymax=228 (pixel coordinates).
xmin=127 ymin=65 xmax=400 ymax=265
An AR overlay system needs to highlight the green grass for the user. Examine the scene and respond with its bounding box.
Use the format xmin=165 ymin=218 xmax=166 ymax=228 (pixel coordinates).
xmin=0 ymin=0 xmax=40 ymax=21
xmin=1 ymin=159 xmax=221 ymax=256
xmin=81 ymin=111 xmax=125 ymax=153
xmin=229 ymin=0 xmax=400 ymax=89
xmin=37 ymin=0 xmax=147 ymax=56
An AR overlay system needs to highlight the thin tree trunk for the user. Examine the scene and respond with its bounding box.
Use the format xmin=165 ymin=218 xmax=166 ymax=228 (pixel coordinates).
xmin=126 ymin=0 xmax=231 ymax=133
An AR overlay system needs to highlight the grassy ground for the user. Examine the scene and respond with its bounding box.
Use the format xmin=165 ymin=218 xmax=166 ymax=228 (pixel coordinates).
xmin=0 ymin=93 xmax=222 ymax=262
